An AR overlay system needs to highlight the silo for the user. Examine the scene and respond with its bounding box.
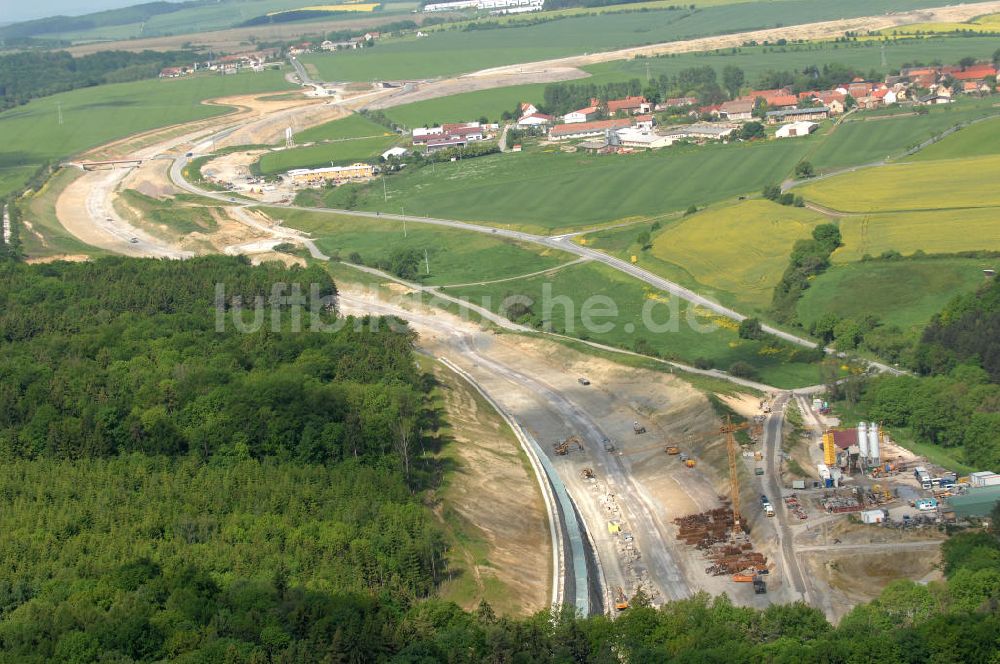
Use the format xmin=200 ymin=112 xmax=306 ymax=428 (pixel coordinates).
xmin=857 ymin=421 xmax=869 ymax=459
xmin=868 ymin=423 xmax=880 ymax=464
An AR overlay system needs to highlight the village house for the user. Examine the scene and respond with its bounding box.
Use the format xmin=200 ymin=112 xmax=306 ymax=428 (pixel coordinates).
xmin=563 ymin=104 xmax=602 ymax=124
xmin=743 ymin=89 xmax=797 ymax=108
xmin=718 ymin=99 xmax=754 ymax=121
xmin=634 ymin=114 xmax=655 ymax=131
xmin=657 ymin=96 xmax=699 ymax=111
xmin=549 ymin=118 xmax=632 ymax=140
xmin=606 ymin=95 xmax=651 ymax=115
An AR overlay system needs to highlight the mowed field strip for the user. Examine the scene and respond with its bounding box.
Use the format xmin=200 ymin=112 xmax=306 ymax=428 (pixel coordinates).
xmin=834 ymin=208 xmax=1000 ymax=262
xmin=798 ymin=155 xmax=1000 ymax=213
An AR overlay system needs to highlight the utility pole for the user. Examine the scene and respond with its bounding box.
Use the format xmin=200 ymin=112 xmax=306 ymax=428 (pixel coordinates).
xmin=57 ymin=102 xmax=63 ymax=126
xmin=382 ymin=175 xmax=387 ymax=202
xmin=424 ymin=249 xmax=430 ymax=275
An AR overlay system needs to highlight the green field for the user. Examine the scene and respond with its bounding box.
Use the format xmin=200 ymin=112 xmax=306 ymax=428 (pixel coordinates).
xmin=258 ymin=135 xmax=399 ymax=175
xmin=311 ymin=140 xmax=810 ymax=232
xmin=443 ymin=261 xmax=822 ymax=388
xmin=300 ymin=0 xmax=951 ymax=82
xmin=273 ymin=208 xmax=574 ymax=284
xmin=0 ymin=71 xmax=294 ymax=199
xmin=19 ymin=0 xmax=417 ymax=43
xmin=799 ymin=154 xmax=1000 ymax=213
xmin=295 ymin=113 xmax=396 ymax=143
xmin=907 ymin=115 xmax=1000 ymax=162
xmin=384 ymin=84 xmax=547 ymax=128
xmin=797 ymin=258 xmax=990 ymax=334
xmin=805 ymin=99 xmax=1000 ymax=171
xmin=834 ymin=208 xmax=1000 ymax=262
xmin=648 ymin=200 xmax=826 ymax=310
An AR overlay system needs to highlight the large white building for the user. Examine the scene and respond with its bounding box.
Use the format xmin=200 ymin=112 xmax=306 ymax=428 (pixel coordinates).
xmin=775 ymin=121 xmax=818 ymax=138
xmin=424 ymin=0 xmax=542 ymax=11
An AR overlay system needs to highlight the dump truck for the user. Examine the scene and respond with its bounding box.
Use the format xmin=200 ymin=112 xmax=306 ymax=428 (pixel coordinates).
xmin=614 ymin=587 xmax=629 ymax=611
xmin=753 ymin=574 xmax=767 ymax=594
xmin=666 ymin=446 xmax=680 ymax=455
xmin=685 ymin=459 xmax=696 ymax=468
xmin=633 ymin=421 xmax=646 ymax=435
xmin=754 ymin=466 xmax=764 ymax=476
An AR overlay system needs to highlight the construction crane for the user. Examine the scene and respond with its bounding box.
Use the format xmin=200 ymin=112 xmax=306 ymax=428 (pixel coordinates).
xmin=721 ymin=415 xmax=750 ymax=535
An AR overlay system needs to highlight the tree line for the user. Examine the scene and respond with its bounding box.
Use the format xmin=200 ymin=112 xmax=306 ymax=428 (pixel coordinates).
xmin=0 ymin=49 xmax=201 ymax=111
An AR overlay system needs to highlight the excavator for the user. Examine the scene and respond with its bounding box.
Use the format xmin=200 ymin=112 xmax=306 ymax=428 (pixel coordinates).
xmin=553 ymin=435 xmax=584 ymax=455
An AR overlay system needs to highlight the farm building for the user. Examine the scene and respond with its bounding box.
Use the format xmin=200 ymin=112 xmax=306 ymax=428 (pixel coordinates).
xmin=564 ymin=105 xmax=601 ymax=124
xmin=412 ymin=127 xmax=445 ymax=144
xmin=607 ymin=96 xmax=651 ymax=115
xmin=286 ymin=163 xmax=375 ymax=185
xmin=615 ymin=128 xmax=672 ymax=149
xmin=658 ymin=96 xmax=698 ymax=110
xmin=634 ymin=114 xmax=654 ymax=131
xmin=425 ymin=138 xmax=468 ymax=153
xmin=660 ymin=124 xmax=736 ymax=144
xmin=765 ymin=106 xmax=830 ymax=124
xmin=718 ymin=100 xmax=754 ymax=121
xmin=948 ymin=486 xmax=1000 ymax=518
xmin=775 ymin=121 xmax=818 ymax=138
xmin=549 ymin=119 xmax=632 ymax=141
xmin=381 ymin=147 xmax=409 ymax=160
xmin=518 ymin=113 xmax=554 ymax=128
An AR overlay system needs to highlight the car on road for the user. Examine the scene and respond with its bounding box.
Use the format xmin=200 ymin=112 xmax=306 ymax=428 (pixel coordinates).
xmin=129 ymin=237 xmax=139 ymax=244
xmin=185 ymin=152 xmax=193 ymax=158
xmin=578 ymin=377 xmax=590 ymax=385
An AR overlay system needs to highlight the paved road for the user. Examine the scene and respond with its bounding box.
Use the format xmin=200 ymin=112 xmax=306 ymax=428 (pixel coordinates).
xmin=762 ymin=394 xmax=808 ymax=601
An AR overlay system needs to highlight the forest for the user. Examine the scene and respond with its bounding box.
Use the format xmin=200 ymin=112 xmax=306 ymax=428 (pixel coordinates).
xmin=851 ymin=274 xmax=1000 ymax=471
xmin=0 ymin=49 xmax=201 ymax=110
xmin=1 ymin=257 xmax=999 ymax=660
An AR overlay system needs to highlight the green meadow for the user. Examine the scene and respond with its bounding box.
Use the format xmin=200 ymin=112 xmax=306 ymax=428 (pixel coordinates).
xmin=0 ymin=70 xmax=294 ymax=199
xmin=443 ymin=261 xmax=823 ymax=388
xmin=797 ymin=258 xmax=992 ymax=334
xmin=906 ymin=115 xmax=1000 ymax=162
xmin=294 ymin=114 xmax=396 ymax=144
xmin=273 ymin=208 xmax=574 ymax=285
xmin=309 ymin=140 xmax=811 ymax=232
xmin=257 ymin=135 xmax=399 ymax=175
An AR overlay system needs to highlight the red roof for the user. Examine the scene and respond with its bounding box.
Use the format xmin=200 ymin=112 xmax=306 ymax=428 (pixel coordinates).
xmin=953 ymin=65 xmax=997 ymax=81
xmin=635 ymin=114 xmax=653 ymax=122
xmin=550 ymin=118 xmax=632 ymax=137
xmin=607 ymin=95 xmax=647 ymax=113
xmin=519 ymin=112 xmax=553 ymax=122
xmin=568 ymin=106 xmax=600 ymax=116
xmin=831 ymin=429 xmax=859 ymax=450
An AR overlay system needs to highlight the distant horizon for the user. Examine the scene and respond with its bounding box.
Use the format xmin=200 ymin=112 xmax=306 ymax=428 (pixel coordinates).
xmin=5 ymin=0 xmax=187 ymax=24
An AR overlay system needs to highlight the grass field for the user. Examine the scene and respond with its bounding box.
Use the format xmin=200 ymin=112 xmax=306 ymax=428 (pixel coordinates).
xmin=273 ymin=208 xmax=574 ymax=284
xmin=906 ymin=116 xmax=1000 ymax=162
xmin=383 ymin=84 xmax=547 ymax=128
xmin=0 ymin=71 xmax=294 ymax=200
xmin=258 ymin=135 xmax=399 ymax=174
xmin=799 ymin=154 xmax=1000 ymax=213
xmin=28 ymin=0 xmax=414 ymax=42
xmin=647 ymin=200 xmax=826 ymax=310
xmin=443 ymin=260 xmax=822 ymax=388
xmin=876 ymin=13 xmax=1000 ymax=36
xmin=797 ymin=258 xmax=990 ymax=333
xmin=311 ymin=140 xmax=810 ymax=232
xmin=300 ymin=0 xmax=950 ymax=82
xmin=834 ymin=208 xmax=1000 ymax=262
xmin=295 ymin=113 xmax=395 ymax=143
xmin=805 ymin=98 xmax=1000 ymax=171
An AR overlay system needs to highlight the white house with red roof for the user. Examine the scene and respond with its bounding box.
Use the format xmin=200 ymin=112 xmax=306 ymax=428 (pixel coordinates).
xmin=564 ymin=105 xmax=601 ymax=124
